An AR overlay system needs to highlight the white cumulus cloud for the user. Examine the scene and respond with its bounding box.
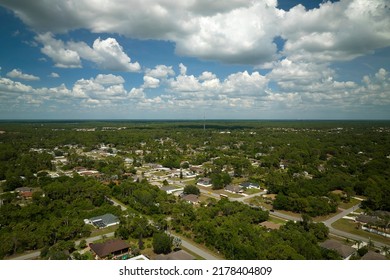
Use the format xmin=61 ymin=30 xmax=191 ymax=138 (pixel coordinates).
xmin=49 ymin=72 xmax=60 ymax=78
xmin=142 ymin=76 xmax=160 ymax=89
xmin=2 ymin=0 xmax=389 ymax=65
xmin=35 ymin=33 xmax=81 ymax=68
xmin=6 ymin=69 xmax=40 ymax=81
xmin=35 ymin=33 xmax=140 ymax=71
xmin=145 ymin=65 xmax=175 ymax=79
xmin=91 ymin=37 xmax=141 ymax=72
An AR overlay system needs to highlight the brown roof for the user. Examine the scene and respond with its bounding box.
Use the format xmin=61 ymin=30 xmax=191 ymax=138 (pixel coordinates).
xmin=320 ymin=239 xmax=356 ymax=259
xmin=361 ymin=251 xmax=387 ymax=260
xmin=182 ymin=194 xmax=199 ymax=204
xmin=155 ymin=250 xmax=195 ymax=260
xmin=225 ymin=185 xmax=242 ymax=193
xmin=89 ymin=239 xmax=129 ymax=258
xmin=21 ymin=191 xmax=33 ymax=198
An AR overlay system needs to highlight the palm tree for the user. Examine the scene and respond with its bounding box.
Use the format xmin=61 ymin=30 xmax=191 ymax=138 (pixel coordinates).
xmin=381 ymin=245 xmax=389 ymax=256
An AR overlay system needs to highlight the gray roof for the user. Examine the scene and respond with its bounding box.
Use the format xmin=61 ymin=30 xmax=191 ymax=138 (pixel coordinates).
xmin=361 ymin=251 xmax=387 ymax=260
xmin=240 ymin=182 xmax=259 ymax=188
xmin=225 ymin=184 xmax=242 ymax=193
xmin=15 ymin=187 xmax=33 ymax=192
xmin=155 ymin=250 xmax=195 ymax=260
xmin=89 ymin=213 xmax=119 ymax=228
xmin=182 ymin=194 xmax=199 ymax=203
xmin=356 ymin=215 xmax=380 ymax=224
xmin=320 ymin=239 xmax=356 ymax=259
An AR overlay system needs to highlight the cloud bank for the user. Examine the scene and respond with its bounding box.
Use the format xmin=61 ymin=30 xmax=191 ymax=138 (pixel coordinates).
xmin=2 ymin=0 xmax=389 ymax=65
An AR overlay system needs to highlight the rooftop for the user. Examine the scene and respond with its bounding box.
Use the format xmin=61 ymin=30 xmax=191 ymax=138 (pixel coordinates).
xmin=89 ymin=213 xmax=119 ymax=228
xmin=361 ymin=251 xmax=387 ymax=260
xmin=155 ymin=250 xmax=195 ymax=260
xmin=182 ymin=194 xmax=199 ymax=204
xmin=320 ymin=239 xmax=356 ymax=259
xmin=89 ymin=239 xmax=129 ymax=258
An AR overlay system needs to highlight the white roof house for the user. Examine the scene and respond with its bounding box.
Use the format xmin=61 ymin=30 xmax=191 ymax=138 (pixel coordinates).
xmin=85 ymin=213 xmax=120 ymax=228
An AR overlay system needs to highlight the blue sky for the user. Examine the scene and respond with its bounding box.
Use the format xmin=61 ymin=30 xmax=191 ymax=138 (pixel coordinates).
xmin=0 ymin=0 xmax=389 ymax=120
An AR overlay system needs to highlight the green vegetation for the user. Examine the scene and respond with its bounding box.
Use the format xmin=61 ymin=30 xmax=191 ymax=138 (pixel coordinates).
xmin=0 ymin=120 xmax=389 ymax=259
xmin=0 ymin=175 xmax=121 ymax=259
xmin=183 ymin=185 xmax=200 ymax=196
xmin=332 ymin=219 xmax=390 ymax=245
xmin=152 ymin=232 xmax=173 ymax=254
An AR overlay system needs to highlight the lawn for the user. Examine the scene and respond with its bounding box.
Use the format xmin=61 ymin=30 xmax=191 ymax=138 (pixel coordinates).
xmin=244 ymin=188 xmax=262 ymax=195
xmin=89 ymin=225 xmax=119 ymax=237
xmin=313 ymin=209 xmax=343 ymax=222
xmin=197 ymin=185 xmax=243 ymax=198
xmin=338 ymin=198 xmax=361 ymax=210
xmin=268 ymin=216 xmax=288 ymax=225
xmin=332 ymin=219 xmax=390 ymax=245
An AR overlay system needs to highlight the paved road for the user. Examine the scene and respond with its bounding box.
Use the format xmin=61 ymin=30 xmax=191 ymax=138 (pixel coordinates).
xmin=323 ymin=204 xmax=360 ymax=227
xmin=169 ymin=233 xmax=222 ymax=260
xmin=269 ymin=211 xmax=301 ymax=222
xmin=7 ymin=250 xmax=41 ymax=260
xmin=8 ymin=193 xmax=388 ymax=260
xmin=112 ymin=196 xmax=221 ymax=260
xmin=106 ymin=196 xmax=127 ymax=211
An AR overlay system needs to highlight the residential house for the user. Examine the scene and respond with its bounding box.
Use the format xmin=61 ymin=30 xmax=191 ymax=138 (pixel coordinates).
xmin=225 ymin=184 xmax=243 ymax=194
xmin=154 ymin=250 xmax=195 ymax=260
xmin=89 ymin=239 xmax=130 ymax=260
xmin=160 ymin=186 xmax=183 ymax=195
xmin=181 ymin=194 xmax=199 ymax=205
xmin=15 ymin=187 xmax=33 ymax=193
xmin=356 ymin=215 xmax=380 ymax=225
xmin=197 ymin=177 xmax=212 ymax=187
xmin=361 ymin=251 xmax=387 ymax=260
xmin=129 ymin=254 xmax=150 ymax=260
xmin=15 ymin=187 xmax=34 ymax=199
xmin=85 ymin=213 xmax=120 ymax=228
xmin=190 ymin=166 xmax=204 ymax=175
xmin=240 ymin=182 xmax=260 ymax=189
xmin=319 ymin=239 xmax=356 ymax=260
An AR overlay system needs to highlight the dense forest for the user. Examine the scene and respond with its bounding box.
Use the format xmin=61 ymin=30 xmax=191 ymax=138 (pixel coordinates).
xmin=1 ymin=120 xmax=389 ymax=213
xmin=0 ymin=120 xmax=389 ymax=259
xmin=0 ymin=175 xmax=121 ymax=259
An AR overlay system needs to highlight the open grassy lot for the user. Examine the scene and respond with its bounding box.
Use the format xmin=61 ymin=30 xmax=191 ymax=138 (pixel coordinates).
xmin=313 ymin=209 xmax=343 ymax=222
xmin=268 ymin=215 xmax=288 ymax=225
xmin=89 ymin=225 xmax=119 ymax=237
xmin=338 ymin=198 xmax=361 ymax=210
xmin=244 ymin=188 xmax=262 ymax=195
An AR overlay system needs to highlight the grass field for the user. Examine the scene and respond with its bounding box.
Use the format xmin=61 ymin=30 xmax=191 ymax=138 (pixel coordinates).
xmin=338 ymin=198 xmax=361 ymax=210
xmin=268 ymin=215 xmax=288 ymax=225
xmin=89 ymin=225 xmax=118 ymax=237
xmin=332 ymin=219 xmax=390 ymax=245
